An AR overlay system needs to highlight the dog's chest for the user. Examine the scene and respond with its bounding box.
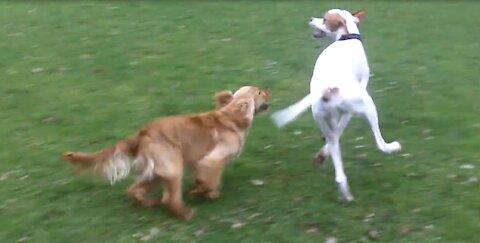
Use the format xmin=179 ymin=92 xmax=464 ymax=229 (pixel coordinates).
xmin=224 ymin=131 xmax=247 ymax=163
xmin=202 ymin=130 xmax=247 ymax=164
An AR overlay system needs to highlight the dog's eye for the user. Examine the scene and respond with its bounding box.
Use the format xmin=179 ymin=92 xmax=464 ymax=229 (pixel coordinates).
xmin=258 ymin=90 xmax=262 ymax=95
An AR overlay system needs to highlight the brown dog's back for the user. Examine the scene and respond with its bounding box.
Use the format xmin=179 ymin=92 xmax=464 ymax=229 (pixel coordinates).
xmin=62 ymin=86 xmax=271 ymax=220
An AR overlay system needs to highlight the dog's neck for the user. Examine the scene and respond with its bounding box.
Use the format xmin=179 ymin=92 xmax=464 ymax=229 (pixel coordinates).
xmin=338 ymin=33 xmax=362 ymax=42
xmin=217 ymin=100 xmax=255 ymax=130
xmin=334 ymin=21 xmax=361 ymax=41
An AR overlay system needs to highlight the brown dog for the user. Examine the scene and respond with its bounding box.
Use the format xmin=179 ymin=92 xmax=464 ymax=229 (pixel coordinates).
xmin=62 ymin=86 xmax=270 ymax=220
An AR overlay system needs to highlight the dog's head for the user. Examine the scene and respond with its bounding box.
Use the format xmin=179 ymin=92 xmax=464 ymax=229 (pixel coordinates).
xmin=215 ymin=86 xmax=270 ymax=115
xmin=309 ymin=9 xmax=367 ymax=41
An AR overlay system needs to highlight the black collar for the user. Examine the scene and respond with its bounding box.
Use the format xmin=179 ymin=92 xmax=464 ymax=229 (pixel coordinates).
xmin=338 ymin=33 xmax=362 ymax=42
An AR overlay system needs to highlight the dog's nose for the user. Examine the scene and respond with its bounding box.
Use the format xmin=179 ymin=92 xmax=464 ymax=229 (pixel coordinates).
xmin=310 ymin=18 xmax=314 ymax=22
xmin=259 ymin=103 xmax=269 ymax=111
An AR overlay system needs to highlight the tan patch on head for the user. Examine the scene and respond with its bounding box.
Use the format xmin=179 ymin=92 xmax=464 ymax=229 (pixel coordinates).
xmin=324 ymin=13 xmax=346 ymax=32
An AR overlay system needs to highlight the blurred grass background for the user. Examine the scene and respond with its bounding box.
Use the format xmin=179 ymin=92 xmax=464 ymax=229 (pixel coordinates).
xmin=1 ymin=1 xmax=479 ymax=242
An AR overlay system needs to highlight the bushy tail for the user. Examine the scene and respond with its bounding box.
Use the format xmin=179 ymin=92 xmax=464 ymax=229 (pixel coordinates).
xmin=271 ymin=94 xmax=313 ymax=128
xmin=62 ymin=136 xmax=139 ymax=184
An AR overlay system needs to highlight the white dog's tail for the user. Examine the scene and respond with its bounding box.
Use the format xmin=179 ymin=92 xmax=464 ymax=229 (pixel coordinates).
xmin=271 ymin=94 xmax=313 ymax=128
xmin=271 ymin=87 xmax=341 ymax=128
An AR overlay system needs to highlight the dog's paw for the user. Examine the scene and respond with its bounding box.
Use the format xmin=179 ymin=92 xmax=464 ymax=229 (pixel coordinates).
xmin=338 ymin=194 xmax=355 ymax=203
xmin=140 ymin=199 xmax=162 ymax=208
xmin=182 ymin=208 xmax=197 ymax=221
xmin=190 ymin=188 xmax=220 ymax=200
xmin=337 ymin=182 xmax=355 ymax=203
xmin=171 ymin=206 xmax=197 ymax=221
xmin=314 ymin=151 xmax=327 ymax=166
xmin=190 ymin=188 xmax=205 ymax=198
xmin=205 ymin=190 xmax=220 ymax=200
xmin=385 ymin=141 xmax=401 ymax=153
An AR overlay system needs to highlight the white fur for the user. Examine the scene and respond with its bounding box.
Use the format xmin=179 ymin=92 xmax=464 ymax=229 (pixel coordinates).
xmin=271 ymin=94 xmax=313 ymax=127
xmin=99 ymin=151 xmax=132 ymax=185
xmin=272 ymin=9 xmax=401 ymax=201
xmin=97 ymin=150 xmax=156 ymax=185
xmin=133 ymin=155 xmax=156 ymax=181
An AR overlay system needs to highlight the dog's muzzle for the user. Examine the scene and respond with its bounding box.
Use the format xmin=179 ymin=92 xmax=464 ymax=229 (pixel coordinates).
xmin=309 ymin=18 xmax=327 ymax=39
xmin=312 ymin=29 xmax=326 ymax=39
xmin=258 ymin=103 xmax=269 ymax=111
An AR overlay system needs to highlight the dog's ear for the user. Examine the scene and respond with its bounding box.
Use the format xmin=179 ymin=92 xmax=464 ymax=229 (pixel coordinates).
xmin=352 ymin=10 xmax=367 ymax=23
xmin=215 ymin=90 xmax=233 ymax=109
xmin=229 ymin=98 xmax=254 ymax=128
xmin=237 ymin=98 xmax=255 ymax=116
xmin=233 ymin=98 xmax=254 ymax=115
xmin=325 ymin=13 xmax=346 ymax=32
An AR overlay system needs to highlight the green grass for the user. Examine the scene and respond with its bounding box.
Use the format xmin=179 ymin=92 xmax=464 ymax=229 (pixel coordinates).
xmin=1 ymin=1 xmax=479 ymax=242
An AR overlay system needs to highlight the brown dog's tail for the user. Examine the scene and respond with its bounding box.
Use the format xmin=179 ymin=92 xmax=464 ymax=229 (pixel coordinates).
xmin=62 ymin=136 xmax=139 ymax=184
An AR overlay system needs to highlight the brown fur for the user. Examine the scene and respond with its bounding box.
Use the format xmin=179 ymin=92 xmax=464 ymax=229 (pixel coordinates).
xmin=62 ymin=86 xmax=270 ymax=220
xmin=324 ymin=12 xmax=347 ymax=33
xmin=215 ymin=90 xmax=234 ymax=109
xmin=323 ymin=10 xmax=367 ymax=33
xmin=352 ymin=10 xmax=368 ymax=23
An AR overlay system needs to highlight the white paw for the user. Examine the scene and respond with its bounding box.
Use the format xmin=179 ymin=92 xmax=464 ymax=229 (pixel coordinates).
xmin=337 ymin=181 xmax=354 ymax=202
xmin=384 ymin=141 xmax=401 ymax=153
xmin=339 ymin=194 xmax=355 ymax=202
xmin=338 ymin=191 xmax=355 ymax=202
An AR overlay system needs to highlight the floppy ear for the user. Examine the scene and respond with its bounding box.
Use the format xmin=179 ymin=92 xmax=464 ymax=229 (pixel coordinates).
xmin=233 ymin=98 xmax=253 ymax=113
xmin=352 ymin=10 xmax=367 ymax=23
xmin=215 ymin=90 xmax=233 ymax=109
xmin=230 ymin=98 xmax=255 ymax=128
xmin=325 ymin=13 xmax=346 ymax=32
xmin=235 ymin=98 xmax=255 ymax=121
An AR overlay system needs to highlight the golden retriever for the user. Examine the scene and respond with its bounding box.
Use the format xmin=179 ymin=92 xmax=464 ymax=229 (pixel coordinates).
xmin=62 ymin=86 xmax=270 ymax=220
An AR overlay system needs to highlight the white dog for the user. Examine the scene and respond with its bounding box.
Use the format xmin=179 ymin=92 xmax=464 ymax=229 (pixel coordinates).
xmin=272 ymin=9 xmax=401 ymax=201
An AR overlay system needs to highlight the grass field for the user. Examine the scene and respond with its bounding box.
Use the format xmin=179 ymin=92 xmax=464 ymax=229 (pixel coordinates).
xmin=1 ymin=1 xmax=479 ymax=242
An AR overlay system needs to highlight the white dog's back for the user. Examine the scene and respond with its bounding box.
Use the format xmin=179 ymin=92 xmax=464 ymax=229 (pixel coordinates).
xmin=272 ymin=40 xmax=368 ymax=128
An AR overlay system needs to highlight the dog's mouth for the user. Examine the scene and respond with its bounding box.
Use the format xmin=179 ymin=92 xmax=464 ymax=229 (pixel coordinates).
xmin=309 ymin=19 xmax=327 ymax=39
xmin=312 ymin=29 xmax=326 ymax=39
xmin=255 ymin=103 xmax=269 ymax=114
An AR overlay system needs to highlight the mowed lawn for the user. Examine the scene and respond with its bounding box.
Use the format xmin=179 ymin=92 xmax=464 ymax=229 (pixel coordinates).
xmin=1 ymin=1 xmax=479 ymax=242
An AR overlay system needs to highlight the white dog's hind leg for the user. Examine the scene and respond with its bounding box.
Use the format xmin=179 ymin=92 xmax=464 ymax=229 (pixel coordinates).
xmin=315 ymin=113 xmax=350 ymax=165
xmin=360 ymin=94 xmax=401 ymax=153
xmin=314 ymin=143 xmax=329 ymax=165
xmin=361 ymin=72 xmax=370 ymax=89
xmin=336 ymin=113 xmax=352 ymax=136
xmin=318 ymin=118 xmax=354 ymax=202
